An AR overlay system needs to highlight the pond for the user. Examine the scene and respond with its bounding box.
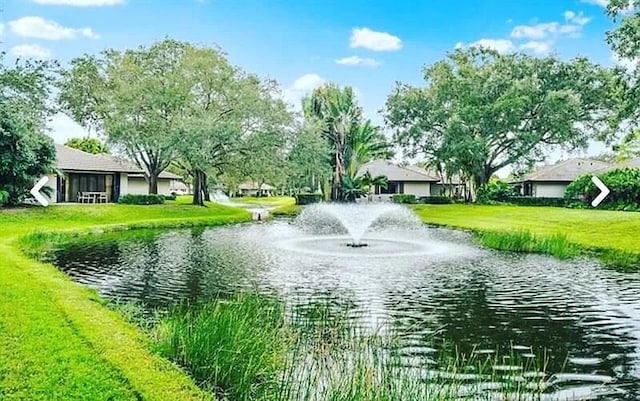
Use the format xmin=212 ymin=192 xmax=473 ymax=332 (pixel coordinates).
xmin=47 ymin=204 xmax=640 ymax=400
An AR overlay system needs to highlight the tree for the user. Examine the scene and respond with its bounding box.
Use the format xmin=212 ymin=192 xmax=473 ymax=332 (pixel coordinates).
xmin=58 ymin=39 xmax=190 ymax=194
xmin=0 ymin=104 xmax=56 ymax=205
xmin=385 ymin=47 xmax=619 ymax=198
xmin=287 ymin=118 xmax=332 ymax=193
xmin=606 ymin=1 xmax=640 ymax=128
xmin=615 ymin=130 xmax=640 ymax=159
xmin=171 ymin=44 xmax=292 ymax=205
xmin=0 ymin=54 xmax=57 ymax=206
xmin=302 ymin=84 xmax=391 ymax=201
xmin=65 ymin=137 xmax=110 ymax=154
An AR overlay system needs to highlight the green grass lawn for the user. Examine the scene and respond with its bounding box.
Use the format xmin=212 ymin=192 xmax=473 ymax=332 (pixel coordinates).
xmin=412 ymin=204 xmax=640 ymax=268
xmin=0 ymin=200 xmax=251 ymax=400
xmin=230 ymin=196 xmax=295 ymax=207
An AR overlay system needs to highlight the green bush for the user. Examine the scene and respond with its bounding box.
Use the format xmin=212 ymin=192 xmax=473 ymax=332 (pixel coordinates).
xmin=418 ymin=196 xmax=452 ymax=204
xmin=477 ymin=180 xmax=517 ymax=203
xmin=161 ymin=194 xmax=177 ymax=201
xmin=0 ymin=189 xmax=8 ymax=205
xmin=295 ymin=193 xmax=322 ymax=205
xmin=565 ymin=168 xmax=640 ymax=210
xmin=392 ymin=194 xmax=417 ymax=204
xmin=117 ymin=194 xmax=165 ymax=205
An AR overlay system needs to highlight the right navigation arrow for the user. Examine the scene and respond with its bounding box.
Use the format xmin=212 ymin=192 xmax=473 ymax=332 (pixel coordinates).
xmin=591 ymin=176 xmax=610 ymax=207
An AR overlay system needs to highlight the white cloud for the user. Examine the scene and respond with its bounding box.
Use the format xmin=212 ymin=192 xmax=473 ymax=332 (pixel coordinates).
xmin=564 ymin=10 xmax=591 ymax=25
xmin=454 ymin=41 xmax=464 ymax=49
xmin=468 ymin=38 xmax=515 ymax=53
xmin=46 ymin=113 xmax=89 ymax=144
xmin=283 ymin=73 xmax=326 ymax=110
xmin=10 ymin=44 xmax=52 ymax=59
xmin=9 ymin=16 xmax=99 ymax=40
xmin=580 ymin=0 xmax=608 ymax=6
xmin=335 ymin=55 xmax=381 ymax=67
xmin=511 ymin=18 xmax=587 ymax=41
xmin=350 ymin=27 xmax=402 ymax=51
xmin=520 ymin=40 xmax=552 ymax=55
xmin=32 ymin=0 xmax=123 ymax=5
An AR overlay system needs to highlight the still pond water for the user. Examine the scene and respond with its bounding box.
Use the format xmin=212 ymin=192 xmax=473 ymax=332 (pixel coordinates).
xmin=48 ymin=220 xmax=640 ymax=400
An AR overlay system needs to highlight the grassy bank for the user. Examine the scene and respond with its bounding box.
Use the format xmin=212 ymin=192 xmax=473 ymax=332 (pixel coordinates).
xmin=230 ymin=196 xmax=295 ymax=207
xmin=412 ymin=204 xmax=640 ymax=270
xmin=0 ymin=200 xmax=251 ymax=400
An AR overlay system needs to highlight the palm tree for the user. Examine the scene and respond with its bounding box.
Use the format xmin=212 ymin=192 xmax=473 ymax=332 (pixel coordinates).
xmin=303 ymin=84 xmax=391 ymax=201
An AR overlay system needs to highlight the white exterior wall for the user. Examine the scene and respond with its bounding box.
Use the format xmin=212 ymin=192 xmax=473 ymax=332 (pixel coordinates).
xmin=119 ymin=173 xmax=128 ymax=196
xmin=403 ymin=182 xmax=431 ymax=197
xmin=44 ymin=174 xmax=57 ymax=204
xmin=123 ymin=176 xmax=172 ymax=196
xmin=157 ymin=179 xmax=171 ymax=195
xmin=127 ymin=177 xmax=148 ymax=195
xmin=533 ymin=183 xmax=567 ymax=198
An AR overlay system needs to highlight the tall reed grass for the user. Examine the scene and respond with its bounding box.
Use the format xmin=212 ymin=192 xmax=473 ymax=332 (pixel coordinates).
xmin=151 ymin=294 xmax=548 ymax=401
xmin=477 ymin=230 xmax=579 ymax=260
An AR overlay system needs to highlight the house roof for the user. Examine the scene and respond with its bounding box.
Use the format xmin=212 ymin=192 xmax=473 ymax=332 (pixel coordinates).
xmin=357 ymin=160 xmax=440 ymax=182
xmin=590 ymin=157 xmax=640 ymax=175
xmin=55 ymin=144 xmax=181 ymax=179
xmin=515 ymin=158 xmax=612 ymax=183
xmin=404 ymin=165 xmax=466 ymax=184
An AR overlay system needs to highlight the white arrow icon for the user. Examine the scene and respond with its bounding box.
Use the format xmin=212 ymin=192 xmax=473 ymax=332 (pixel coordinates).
xmin=30 ymin=176 xmax=50 ymax=207
xmin=591 ymin=176 xmax=610 ymax=207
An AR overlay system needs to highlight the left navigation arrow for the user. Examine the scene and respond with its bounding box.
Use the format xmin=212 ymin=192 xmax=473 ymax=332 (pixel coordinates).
xmin=30 ymin=176 xmax=50 ymax=207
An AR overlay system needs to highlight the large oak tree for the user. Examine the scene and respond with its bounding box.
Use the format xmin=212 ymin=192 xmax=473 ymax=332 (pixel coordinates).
xmin=385 ymin=47 xmax=620 ymax=196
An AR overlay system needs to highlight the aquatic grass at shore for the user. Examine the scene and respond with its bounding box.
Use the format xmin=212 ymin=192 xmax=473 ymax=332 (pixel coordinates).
xmin=478 ymin=231 xmax=579 ymax=260
xmin=151 ymin=293 xmax=548 ymax=401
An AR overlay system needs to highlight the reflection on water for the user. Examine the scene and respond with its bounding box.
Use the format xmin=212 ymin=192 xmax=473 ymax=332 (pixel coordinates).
xmin=48 ymin=222 xmax=640 ymax=400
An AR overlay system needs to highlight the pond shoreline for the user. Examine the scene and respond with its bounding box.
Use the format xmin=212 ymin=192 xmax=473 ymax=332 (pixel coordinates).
xmin=1 ymin=201 xmax=251 ymax=400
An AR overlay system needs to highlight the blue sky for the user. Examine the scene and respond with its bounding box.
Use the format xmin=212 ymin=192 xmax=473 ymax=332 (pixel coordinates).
xmin=1 ymin=0 xmax=630 ymax=161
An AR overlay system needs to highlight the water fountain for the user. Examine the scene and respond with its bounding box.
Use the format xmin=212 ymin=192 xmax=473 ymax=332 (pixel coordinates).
xmin=294 ymin=203 xmax=422 ymax=247
xmin=211 ymin=190 xmax=230 ymax=203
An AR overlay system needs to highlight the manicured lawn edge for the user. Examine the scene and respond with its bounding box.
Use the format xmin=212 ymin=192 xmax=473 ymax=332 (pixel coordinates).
xmin=1 ymin=205 xmax=252 ymax=400
xmin=412 ymin=204 xmax=640 ymax=272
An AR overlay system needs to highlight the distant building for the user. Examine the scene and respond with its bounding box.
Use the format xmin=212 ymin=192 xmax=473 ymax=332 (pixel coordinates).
xmin=356 ymin=160 xmax=440 ymax=201
xmin=45 ymin=144 xmax=181 ymax=203
xmin=237 ymin=182 xmax=274 ymax=197
xmin=511 ymin=158 xmax=612 ymax=198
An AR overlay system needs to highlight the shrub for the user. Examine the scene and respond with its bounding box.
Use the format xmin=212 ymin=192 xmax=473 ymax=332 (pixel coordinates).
xmin=0 ymin=189 xmax=8 ymax=205
xmin=565 ymin=168 xmax=640 ymax=210
xmin=295 ymin=193 xmax=322 ymax=205
xmin=392 ymin=194 xmax=417 ymax=204
xmin=117 ymin=194 xmax=165 ymax=205
xmin=477 ymin=180 xmax=517 ymax=203
xmin=161 ymin=194 xmax=177 ymax=201
xmin=418 ymin=196 xmax=452 ymax=204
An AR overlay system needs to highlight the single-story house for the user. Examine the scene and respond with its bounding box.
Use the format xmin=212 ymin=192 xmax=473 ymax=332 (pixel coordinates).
xmin=511 ymin=158 xmax=612 ymax=198
xmin=45 ymin=144 xmax=181 ymax=203
xmin=403 ymin=166 xmax=467 ymax=197
xmin=237 ymin=182 xmax=274 ymax=197
xmin=357 ymin=160 xmax=440 ymax=201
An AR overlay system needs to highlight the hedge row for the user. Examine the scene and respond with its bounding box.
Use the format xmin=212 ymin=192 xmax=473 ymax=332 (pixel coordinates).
xmin=295 ymin=193 xmax=323 ymax=205
xmin=117 ymin=194 xmax=166 ymax=205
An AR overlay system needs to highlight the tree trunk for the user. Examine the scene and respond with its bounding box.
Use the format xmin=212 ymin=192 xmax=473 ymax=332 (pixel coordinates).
xmin=202 ymin=172 xmax=210 ymax=202
xmin=192 ymin=169 xmax=205 ymax=206
xmin=148 ymin=173 xmax=158 ymax=194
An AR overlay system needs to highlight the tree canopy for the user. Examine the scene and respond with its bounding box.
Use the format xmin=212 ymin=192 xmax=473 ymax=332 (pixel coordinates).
xmin=302 ymin=84 xmax=391 ymax=201
xmin=385 ymin=47 xmax=620 ymax=196
xmin=65 ymin=137 xmax=110 ymax=154
xmin=0 ymin=54 xmax=57 ymax=206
